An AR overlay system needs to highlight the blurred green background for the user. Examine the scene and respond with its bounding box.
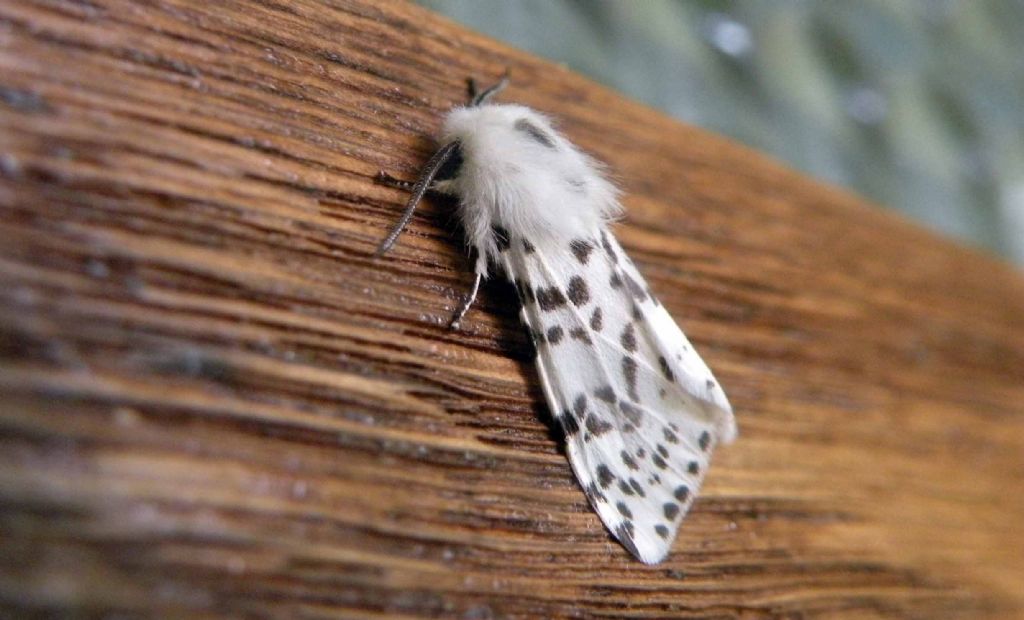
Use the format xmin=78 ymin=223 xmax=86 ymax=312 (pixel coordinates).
xmin=417 ymin=0 xmax=1024 ymax=266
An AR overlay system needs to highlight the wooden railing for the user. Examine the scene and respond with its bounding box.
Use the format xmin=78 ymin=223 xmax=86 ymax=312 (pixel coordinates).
xmin=2 ymin=1 xmax=1023 ymax=617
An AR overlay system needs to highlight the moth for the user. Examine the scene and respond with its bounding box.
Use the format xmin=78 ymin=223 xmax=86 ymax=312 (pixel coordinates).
xmin=375 ymin=76 xmax=736 ymax=564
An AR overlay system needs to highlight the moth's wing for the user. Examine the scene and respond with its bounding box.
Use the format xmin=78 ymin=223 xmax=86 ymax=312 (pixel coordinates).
xmin=604 ymin=232 xmax=737 ymax=444
xmin=500 ymin=228 xmax=734 ymax=564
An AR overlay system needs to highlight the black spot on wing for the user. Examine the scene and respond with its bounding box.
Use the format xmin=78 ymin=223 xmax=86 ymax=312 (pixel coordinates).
xmin=585 ymin=482 xmax=606 ymax=504
xmin=674 ymin=485 xmax=690 ymax=502
xmin=655 ymin=524 xmax=670 ymax=539
xmin=663 ymin=502 xmax=680 ymax=521
xmin=589 ymin=307 xmax=603 ymax=331
xmin=559 ymin=410 xmax=579 ymax=436
xmin=522 ymin=238 xmax=536 ymax=254
xmin=600 ymin=231 xmax=618 ymax=265
xmin=567 ymin=276 xmax=590 ymax=306
xmin=616 ymin=501 xmax=633 ymax=519
xmin=546 ymin=325 xmax=564 ymax=344
xmin=573 ymin=394 xmax=588 ymax=419
xmin=658 ymin=356 xmax=675 ymax=381
xmin=621 ymin=356 xmax=639 ymax=402
xmin=628 ymin=478 xmax=645 ymax=497
xmin=621 ymin=450 xmax=639 ymax=471
xmin=699 ymin=431 xmax=711 ymax=451
xmin=594 ymin=385 xmax=616 ymax=404
xmin=618 ymin=480 xmax=635 ymax=496
xmin=570 ymin=239 xmax=594 ymax=264
xmin=597 ymin=464 xmax=615 ymax=489
xmin=624 ymin=273 xmax=648 ymax=301
xmin=514 ymin=117 xmax=557 ymax=148
xmin=619 ymin=401 xmax=643 ymax=426
xmin=569 ymin=327 xmax=592 ymax=345
xmin=652 ymin=453 xmax=668 ymax=470
xmin=609 ymin=271 xmax=623 ymax=289
xmin=585 ymin=415 xmax=613 ymax=437
xmin=687 ymin=461 xmax=700 ymax=475
xmin=663 ymin=427 xmax=679 ymax=444
xmin=620 ymin=323 xmax=637 ymax=352
xmin=536 ymin=286 xmax=567 ymax=311
xmin=615 ymin=522 xmax=640 ymax=559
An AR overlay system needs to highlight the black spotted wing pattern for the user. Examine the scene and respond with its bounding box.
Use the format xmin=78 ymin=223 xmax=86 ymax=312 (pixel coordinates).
xmin=498 ymin=225 xmax=735 ymax=564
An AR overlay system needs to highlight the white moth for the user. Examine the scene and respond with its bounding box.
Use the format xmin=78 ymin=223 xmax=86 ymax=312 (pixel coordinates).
xmin=376 ymin=77 xmax=736 ymax=564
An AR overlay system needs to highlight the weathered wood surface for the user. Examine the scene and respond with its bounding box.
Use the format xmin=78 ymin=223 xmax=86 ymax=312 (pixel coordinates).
xmin=2 ymin=1 xmax=1023 ymax=618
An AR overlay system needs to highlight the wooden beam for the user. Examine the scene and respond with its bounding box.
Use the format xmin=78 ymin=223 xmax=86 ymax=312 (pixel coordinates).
xmin=1 ymin=1 xmax=1023 ymax=617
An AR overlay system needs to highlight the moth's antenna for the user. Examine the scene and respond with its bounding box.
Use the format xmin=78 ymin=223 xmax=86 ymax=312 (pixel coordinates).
xmin=376 ymin=72 xmax=507 ymax=256
xmin=469 ymin=71 xmax=510 ymax=107
xmin=375 ymin=140 xmax=460 ymax=256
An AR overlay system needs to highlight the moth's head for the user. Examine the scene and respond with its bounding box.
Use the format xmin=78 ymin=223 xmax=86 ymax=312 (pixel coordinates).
xmin=440 ymin=104 xmax=563 ymax=155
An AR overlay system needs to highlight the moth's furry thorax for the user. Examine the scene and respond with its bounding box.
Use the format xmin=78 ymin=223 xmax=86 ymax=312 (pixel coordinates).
xmin=438 ymin=104 xmax=620 ymax=263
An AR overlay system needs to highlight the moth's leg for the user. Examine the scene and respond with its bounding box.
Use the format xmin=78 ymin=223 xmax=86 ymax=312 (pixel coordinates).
xmin=449 ymin=250 xmax=486 ymax=330
xmin=374 ymin=171 xmax=415 ymax=191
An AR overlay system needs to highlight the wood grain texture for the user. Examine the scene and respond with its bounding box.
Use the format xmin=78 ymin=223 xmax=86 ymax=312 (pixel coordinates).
xmin=2 ymin=1 xmax=1023 ymax=618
